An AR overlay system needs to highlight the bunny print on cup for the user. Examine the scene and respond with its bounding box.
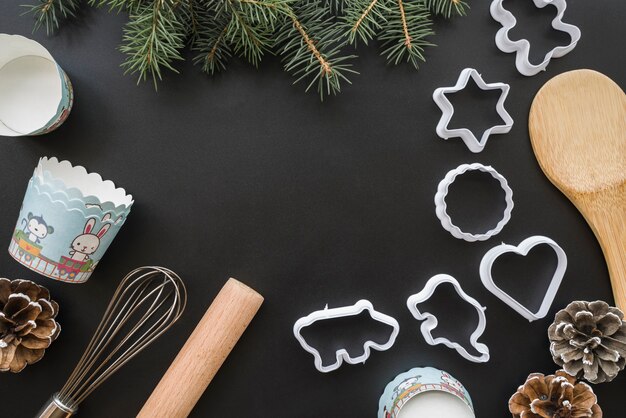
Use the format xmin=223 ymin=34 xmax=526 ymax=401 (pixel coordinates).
xmin=68 ymin=214 xmax=112 ymax=262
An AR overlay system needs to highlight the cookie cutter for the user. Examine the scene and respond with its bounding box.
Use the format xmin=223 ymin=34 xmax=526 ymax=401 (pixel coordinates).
xmin=433 ymin=68 xmax=513 ymax=153
xmin=406 ymin=274 xmax=489 ymax=363
xmin=293 ymin=299 xmax=400 ymax=373
xmin=490 ymin=0 xmax=581 ymax=76
xmin=480 ymin=235 xmax=567 ymax=322
xmin=435 ymin=163 xmax=514 ymax=242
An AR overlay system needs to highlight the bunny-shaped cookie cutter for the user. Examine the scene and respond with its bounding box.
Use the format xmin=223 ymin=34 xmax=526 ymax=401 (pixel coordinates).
xmin=407 ymin=274 xmax=490 ymax=363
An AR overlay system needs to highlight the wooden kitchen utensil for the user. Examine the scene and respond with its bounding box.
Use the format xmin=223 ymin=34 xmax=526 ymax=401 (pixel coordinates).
xmin=136 ymin=278 xmax=263 ymax=418
xmin=529 ymin=69 xmax=626 ymax=312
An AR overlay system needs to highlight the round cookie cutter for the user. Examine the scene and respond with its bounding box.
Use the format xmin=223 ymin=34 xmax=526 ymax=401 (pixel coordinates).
xmin=434 ymin=163 xmax=514 ymax=242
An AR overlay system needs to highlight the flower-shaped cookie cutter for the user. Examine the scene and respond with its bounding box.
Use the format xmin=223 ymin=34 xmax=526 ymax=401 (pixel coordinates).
xmin=407 ymin=274 xmax=489 ymax=363
xmin=435 ymin=163 xmax=514 ymax=242
xmin=490 ymin=0 xmax=581 ymax=76
xmin=293 ymin=299 xmax=400 ymax=373
xmin=433 ymin=68 xmax=513 ymax=153
xmin=480 ymin=236 xmax=567 ymax=322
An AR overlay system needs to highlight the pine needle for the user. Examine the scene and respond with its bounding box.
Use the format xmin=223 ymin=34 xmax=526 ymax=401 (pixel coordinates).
xmin=222 ymin=0 xmax=288 ymax=66
xmin=276 ymin=1 xmax=357 ymax=100
xmin=23 ymin=0 xmax=81 ymax=35
xmin=421 ymin=0 xmax=468 ymax=18
xmin=193 ymin=8 xmax=232 ymax=73
xmin=380 ymin=0 xmax=434 ymax=68
xmin=342 ymin=0 xmax=393 ymax=45
xmin=120 ymin=0 xmax=187 ymax=89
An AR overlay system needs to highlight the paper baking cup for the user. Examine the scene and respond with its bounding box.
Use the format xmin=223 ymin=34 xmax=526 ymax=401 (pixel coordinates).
xmin=9 ymin=157 xmax=133 ymax=283
xmin=378 ymin=367 xmax=475 ymax=418
xmin=0 ymin=34 xmax=73 ymax=137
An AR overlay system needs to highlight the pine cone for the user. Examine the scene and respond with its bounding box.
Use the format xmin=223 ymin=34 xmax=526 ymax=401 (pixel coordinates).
xmin=0 ymin=278 xmax=60 ymax=373
xmin=509 ymin=370 xmax=602 ymax=418
xmin=548 ymin=301 xmax=626 ymax=384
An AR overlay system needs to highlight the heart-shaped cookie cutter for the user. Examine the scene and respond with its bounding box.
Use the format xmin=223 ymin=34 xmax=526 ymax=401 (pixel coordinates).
xmin=480 ymin=235 xmax=567 ymax=322
xmin=490 ymin=0 xmax=581 ymax=76
xmin=435 ymin=163 xmax=514 ymax=242
xmin=293 ymin=299 xmax=400 ymax=373
xmin=407 ymin=274 xmax=489 ymax=363
xmin=433 ymin=68 xmax=513 ymax=153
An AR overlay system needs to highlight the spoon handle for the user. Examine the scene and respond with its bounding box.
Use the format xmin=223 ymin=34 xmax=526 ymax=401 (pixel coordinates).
xmin=578 ymin=192 xmax=626 ymax=312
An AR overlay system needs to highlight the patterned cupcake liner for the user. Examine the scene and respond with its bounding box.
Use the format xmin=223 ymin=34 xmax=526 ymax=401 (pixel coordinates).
xmin=9 ymin=157 xmax=132 ymax=283
xmin=378 ymin=367 xmax=474 ymax=418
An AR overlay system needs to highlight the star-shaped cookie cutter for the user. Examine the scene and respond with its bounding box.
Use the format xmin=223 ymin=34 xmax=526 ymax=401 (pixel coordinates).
xmin=407 ymin=274 xmax=490 ymax=363
xmin=433 ymin=68 xmax=513 ymax=153
xmin=490 ymin=0 xmax=581 ymax=76
xmin=293 ymin=300 xmax=400 ymax=373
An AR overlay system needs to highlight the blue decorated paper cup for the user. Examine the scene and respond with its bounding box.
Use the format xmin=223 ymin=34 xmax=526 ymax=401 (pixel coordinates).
xmin=9 ymin=157 xmax=133 ymax=283
xmin=378 ymin=367 xmax=475 ymax=418
xmin=0 ymin=34 xmax=73 ymax=137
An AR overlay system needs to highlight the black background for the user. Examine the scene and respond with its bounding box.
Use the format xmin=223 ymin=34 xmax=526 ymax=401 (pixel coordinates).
xmin=1 ymin=0 xmax=625 ymax=416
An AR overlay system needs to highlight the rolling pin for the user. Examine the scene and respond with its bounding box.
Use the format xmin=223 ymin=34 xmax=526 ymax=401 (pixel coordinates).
xmin=137 ymin=278 xmax=263 ymax=418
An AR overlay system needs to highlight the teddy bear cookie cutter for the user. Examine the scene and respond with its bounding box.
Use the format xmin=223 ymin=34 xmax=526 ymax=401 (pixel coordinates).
xmin=435 ymin=163 xmax=514 ymax=242
xmin=407 ymin=274 xmax=490 ymax=363
xmin=480 ymin=236 xmax=567 ymax=322
xmin=433 ymin=68 xmax=513 ymax=153
xmin=490 ymin=0 xmax=581 ymax=76
xmin=293 ymin=300 xmax=400 ymax=373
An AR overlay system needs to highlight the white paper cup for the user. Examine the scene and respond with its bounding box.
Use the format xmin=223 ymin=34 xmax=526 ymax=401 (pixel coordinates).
xmin=0 ymin=34 xmax=73 ymax=136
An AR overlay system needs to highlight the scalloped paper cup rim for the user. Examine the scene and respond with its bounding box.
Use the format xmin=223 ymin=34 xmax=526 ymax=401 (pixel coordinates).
xmin=28 ymin=179 xmax=129 ymax=225
xmin=34 ymin=157 xmax=133 ymax=209
xmin=32 ymin=173 xmax=132 ymax=218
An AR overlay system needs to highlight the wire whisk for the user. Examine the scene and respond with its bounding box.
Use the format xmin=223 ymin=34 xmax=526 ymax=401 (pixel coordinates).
xmin=36 ymin=266 xmax=186 ymax=418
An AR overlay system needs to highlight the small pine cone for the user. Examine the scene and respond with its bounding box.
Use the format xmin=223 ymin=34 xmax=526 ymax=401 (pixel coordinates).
xmin=548 ymin=301 xmax=626 ymax=384
xmin=0 ymin=278 xmax=61 ymax=373
xmin=509 ymin=370 xmax=602 ymax=418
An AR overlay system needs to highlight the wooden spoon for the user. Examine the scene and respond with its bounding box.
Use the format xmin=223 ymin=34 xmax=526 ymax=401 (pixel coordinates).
xmin=529 ymin=69 xmax=626 ymax=312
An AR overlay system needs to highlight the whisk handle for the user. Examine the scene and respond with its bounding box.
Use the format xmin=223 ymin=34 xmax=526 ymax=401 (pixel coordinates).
xmin=136 ymin=278 xmax=263 ymax=418
xmin=35 ymin=394 xmax=76 ymax=418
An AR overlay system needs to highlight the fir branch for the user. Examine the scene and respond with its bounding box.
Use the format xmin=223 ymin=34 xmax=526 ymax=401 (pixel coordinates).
xmin=23 ymin=0 xmax=467 ymax=98
xmin=322 ymin=0 xmax=346 ymax=13
xmin=238 ymin=0 xmax=291 ymax=28
xmin=87 ymin=0 xmax=141 ymax=12
xmin=193 ymin=8 xmax=232 ymax=73
xmin=222 ymin=0 xmax=288 ymax=66
xmin=23 ymin=0 xmax=81 ymax=35
xmin=380 ymin=0 xmax=433 ymax=68
xmin=173 ymin=0 xmax=201 ymax=41
xmin=185 ymin=0 xmax=200 ymax=40
xmin=342 ymin=0 xmax=391 ymax=45
xmin=421 ymin=0 xmax=468 ymax=18
xmin=277 ymin=1 xmax=357 ymax=100
xmin=119 ymin=0 xmax=187 ymax=88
